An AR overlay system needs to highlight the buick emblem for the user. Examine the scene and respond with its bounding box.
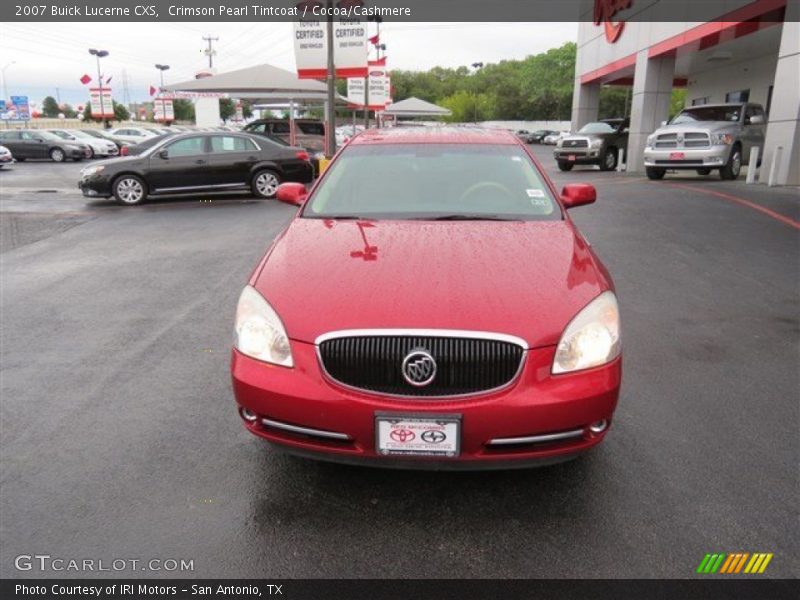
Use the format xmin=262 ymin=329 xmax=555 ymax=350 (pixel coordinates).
xmin=401 ymin=350 xmax=437 ymax=387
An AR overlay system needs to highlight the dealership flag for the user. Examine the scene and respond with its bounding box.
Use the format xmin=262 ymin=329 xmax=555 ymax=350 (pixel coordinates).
xmin=80 ymin=74 xmax=91 ymax=85
xmin=369 ymin=34 xmax=379 ymax=45
xmin=149 ymin=85 xmax=157 ymax=96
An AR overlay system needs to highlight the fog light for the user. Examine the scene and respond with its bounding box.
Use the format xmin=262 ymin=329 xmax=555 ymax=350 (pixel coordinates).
xmin=240 ymin=407 xmax=258 ymax=422
xmin=589 ymin=419 xmax=608 ymax=434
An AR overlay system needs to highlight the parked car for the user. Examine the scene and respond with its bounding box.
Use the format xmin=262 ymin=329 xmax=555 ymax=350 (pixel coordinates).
xmin=48 ymin=129 xmax=119 ymax=158
xmin=0 ymin=145 xmax=13 ymax=167
xmin=125 ymin=133 xmax=177 ymax=156
xmin=554 ymin=118 xmax=629 ymax=171
xmin=515 ymin=129 xmax=532 ymax=143
xmin=79 ymin=131 xmax=313 ymax=205
xmin=105 ymin=127 xmax=160 ymax=145
xmin=543 ymin=131 xmax=568 ymax=145
xmin=232 ymin=126 xmax=621 ymax=469
xmin=78 ymin=128 xmax=132 ymax=151
xmin=529 ymin=129 xmax=559 ymax=144
xmin=643 ymin=103 xmax=766 ymax=180
xmin=335 ymin=124 xmax=364 ymax=146
xmin=0 ymin=129 xmax=90 ymax=162
xmin=243 ymin=119 xmax=325 ymax=154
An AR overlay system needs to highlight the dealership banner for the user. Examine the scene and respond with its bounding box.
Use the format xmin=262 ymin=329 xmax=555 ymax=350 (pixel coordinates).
xmin=293 ymin=16 xmax=368 ymax=79
xmin=1 ymin=95 xmax=30 ymax=120
xmin=153 ymin=98 xmax=174 ymax=122
xmin=346 ymin=63 xmax=389 ymax=109
xmin=88 ymin=88 xmax=114 ymax=117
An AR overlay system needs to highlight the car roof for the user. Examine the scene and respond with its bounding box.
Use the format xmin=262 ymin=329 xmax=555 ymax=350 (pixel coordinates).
xmin=349 ymin=126 xmax=518 ymax=146
xmin=683 ymin=103 xmax=747 ymax=108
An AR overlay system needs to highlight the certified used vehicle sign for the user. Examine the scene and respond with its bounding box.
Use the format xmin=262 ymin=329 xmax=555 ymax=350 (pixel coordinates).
xmin=375 ymin=415 xmax=460 ymax=457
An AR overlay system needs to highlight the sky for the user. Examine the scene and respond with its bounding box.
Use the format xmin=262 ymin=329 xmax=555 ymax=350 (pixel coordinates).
xmin=0 ymin=22 xmax=576 ymax=108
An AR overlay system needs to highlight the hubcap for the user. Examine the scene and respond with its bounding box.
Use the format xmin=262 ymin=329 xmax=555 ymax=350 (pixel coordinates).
xmin=605 ymin=151 xmax=615 ymax=168
xmin=256 ymin=172 xmax=278 ymax=196
xmin=732 ymin=152 xmax=741 ymax=176
xmin=117 ymin=178 xmax=144 ymax=204
xmin=52 ymin=149 xmax=64 ymax=161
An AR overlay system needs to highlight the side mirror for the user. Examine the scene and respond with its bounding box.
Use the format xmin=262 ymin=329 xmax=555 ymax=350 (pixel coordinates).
xmin=276 ymin=182 xmax=307 ymax=206
xmin=561 ymin=183 xmax=597 ymax=209
xmin=661 ymin=120 xmax=668 ymax=127
xmin=748 ymin=115 xmax=764 ymax=125
xmin=158 ymin=149 xmax=169 ymax=159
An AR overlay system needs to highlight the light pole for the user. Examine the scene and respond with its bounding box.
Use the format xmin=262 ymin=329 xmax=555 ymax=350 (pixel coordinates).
xmin=155 ymin=64 xmax=170 ymax=124
xmin=89 ymin=48 xmax=109 ymax=127
xmin=471 ymin=62 xmax=484 ymax=123
xmin=1 ymin=61 xmax=16 ymax=104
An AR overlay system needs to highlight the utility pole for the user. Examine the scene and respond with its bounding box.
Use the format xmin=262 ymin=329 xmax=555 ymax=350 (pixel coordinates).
xmin=202 ymin=35 xmax=219 ymax=69
xmin=324 ymin=2 xmax=336 ymax=158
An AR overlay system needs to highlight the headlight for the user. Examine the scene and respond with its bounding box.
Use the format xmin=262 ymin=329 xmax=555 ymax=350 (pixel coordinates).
xmin=81 ymin=165 xmax=104 ymax=176
xmin=234 ymin=285 xmax=293 ymax=367
xmin=556 ymin=139 xmax=563 ymax=148
xmin=591 ymin=139 xmax=603 ymax=148
xmin=711 ymin=133 xmax=734 ymax=145
xmin=552 ymin=291 xmax=620 ymax=374
xmin=646 ymin=134 xmax=656 ymax=146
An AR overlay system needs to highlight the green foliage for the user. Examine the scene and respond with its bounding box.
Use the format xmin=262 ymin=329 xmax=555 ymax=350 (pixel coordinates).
xmin=241 ymin=99 xmax=254 ymax=119
xmin=173 ymin=99 xmax=195 ymax=122
xmin=439 ymin=90 xmax=495 ymax=123
xmin=219 ymin=98 xmax=235 ymax=122
xmin=42 ymin=96 xmax=60 ymax=118
xmin=670 ymin=88 xmax=687 ymax=118
xmin=62 ymin=104 xmax=78 ymax=118
xmin=113 ymin=101 xmax=130 ymax=122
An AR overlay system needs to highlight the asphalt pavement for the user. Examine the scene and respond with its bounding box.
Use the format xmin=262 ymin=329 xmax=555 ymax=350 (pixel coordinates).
xmin=0 ymin=145 xmax=798 ymax=579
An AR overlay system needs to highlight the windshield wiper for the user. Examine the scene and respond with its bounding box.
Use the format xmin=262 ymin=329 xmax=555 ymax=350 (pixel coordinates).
xmin=423 ymin=214 xmax=518 ymax=221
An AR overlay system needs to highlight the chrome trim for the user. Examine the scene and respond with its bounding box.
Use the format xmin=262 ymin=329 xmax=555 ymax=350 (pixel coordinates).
xmin=314 ymin=329 xmax=529 ymax=350
xmin=154 ymin=183 xmax=245 ymax=192
xmin=261 ymin=418 xmax=351 ymax=441
xmin=314 ymin=329 xmax=529 ymax=400
xmin=487 ymin=428 xmax=585 ymax=446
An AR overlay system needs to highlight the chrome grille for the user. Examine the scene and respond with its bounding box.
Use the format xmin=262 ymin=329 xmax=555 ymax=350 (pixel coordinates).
xmin=655 ymin=132 xmax=710 ymax=149
xmin=318 ymin=333 xmax=525 ymax=397
xmin=562 ymin=139 xmax=588 ymax=148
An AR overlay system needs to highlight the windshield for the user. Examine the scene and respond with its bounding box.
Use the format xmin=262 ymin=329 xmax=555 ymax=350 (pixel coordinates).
xmin=32 ymin=131 xmax=63 ymax=141
xmin=672 ymin=106 xmax=742 ymax=124
xmin=302 ymin=143 xmax=560 ymax=221
xmin=578 ymin=122 xmax=617 ymax=134
xmin=49 ymin=130 xmax=74 ymax=140
xmin=68 ymin=130 xmax=93 ymax=139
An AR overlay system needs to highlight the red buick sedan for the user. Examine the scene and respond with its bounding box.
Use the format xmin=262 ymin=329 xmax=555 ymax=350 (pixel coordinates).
xmin=231 ymin=127 xmax=621 ymax=469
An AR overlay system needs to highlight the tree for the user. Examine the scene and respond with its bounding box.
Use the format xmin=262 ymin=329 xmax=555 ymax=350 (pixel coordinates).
xmin=113 ymin=101 xmax=130 ymax=122
xmin=42 ymin=96 xmax=60 ymax=117
xmin=62 ymin=104 xmax=78 ymax=118
xmin=173 ymin=99 xmax=195 ymax=122
xmin=219 ymin=98 xmax=235 ymax=122
xmin=241 ymin=99 xmax=254 ymax=119
xmin=440 ymin=90 xmax=495 ymax=123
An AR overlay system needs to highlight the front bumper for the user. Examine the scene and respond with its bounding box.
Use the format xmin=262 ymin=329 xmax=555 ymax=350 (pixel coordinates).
xmin=644 ymin=146 xmax=730 ymax=168
xmin=79 ymin=174 xmax=113 ymax=197
xmin=553 ymin=149 xmax=601 ymax=164
xmin=231 ymin=341 xmax=621 ymax=469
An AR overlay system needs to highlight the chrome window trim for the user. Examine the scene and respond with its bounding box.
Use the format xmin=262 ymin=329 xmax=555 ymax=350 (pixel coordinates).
xmin=487 ymin=428 xmax=585 ymax=446
xmin=261 ymin=418 xmax=350 ymax=441
xmin=314 ymin=329 xmax=529 ymax=400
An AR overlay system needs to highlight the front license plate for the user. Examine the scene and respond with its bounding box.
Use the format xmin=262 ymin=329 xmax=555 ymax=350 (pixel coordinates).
xmin=568 ymin=154 xmax=576 ymax=161
xmin=376 ymin=414 xmax=460 ymax=457
xmin=669 ymin=152 xmax=685 ymax=160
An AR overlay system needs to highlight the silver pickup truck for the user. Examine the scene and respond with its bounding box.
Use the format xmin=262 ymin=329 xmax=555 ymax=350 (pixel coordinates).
xmin=643 ymin=103 xmax=766 ymax=180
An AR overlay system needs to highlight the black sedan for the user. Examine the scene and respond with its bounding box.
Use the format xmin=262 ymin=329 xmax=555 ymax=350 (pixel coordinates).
xmin=78 ymin=132 xmax=314 ymax=205
xmin=0 ymin=129 xmax=91 ymax=162
xmin=528 ymin=129 xmax=558 ymax=144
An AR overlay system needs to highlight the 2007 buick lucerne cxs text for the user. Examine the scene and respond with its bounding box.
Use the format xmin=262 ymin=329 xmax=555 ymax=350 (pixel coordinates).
xmin=232 ymin=127 xmax=621 ymax=469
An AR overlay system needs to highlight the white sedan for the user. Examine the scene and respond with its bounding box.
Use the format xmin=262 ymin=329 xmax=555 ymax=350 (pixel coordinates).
xmin=0 ymin=144 xmax=13 ymax=167
xmin=543 ymin=131 xmax=570 ymax=145
xmin=48 ymin=129 xmax=119 ymax=158
xmin=105 ymin=127 xmax=160 ymax=145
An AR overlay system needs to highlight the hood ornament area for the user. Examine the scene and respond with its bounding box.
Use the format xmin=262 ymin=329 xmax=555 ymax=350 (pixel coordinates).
xmin=401 ymin=350 xmax=437 ymax=387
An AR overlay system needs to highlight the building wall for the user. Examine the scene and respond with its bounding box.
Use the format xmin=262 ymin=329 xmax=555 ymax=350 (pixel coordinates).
xmin=686 ymin=54 xmax=778 ymax=110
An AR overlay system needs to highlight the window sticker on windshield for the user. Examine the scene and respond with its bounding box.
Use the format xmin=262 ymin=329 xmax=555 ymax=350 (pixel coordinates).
xmin=526 ymin=189 xmax=545 ymax=198
xmin=511 ymin=156 xmax=522 ymax=162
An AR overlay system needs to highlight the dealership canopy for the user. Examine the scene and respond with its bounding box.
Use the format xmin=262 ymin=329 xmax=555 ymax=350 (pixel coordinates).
xmin=163 ymin=63 xmax=347 ymax=105
xmin=383 ymin=97 xmax=451 ymax=118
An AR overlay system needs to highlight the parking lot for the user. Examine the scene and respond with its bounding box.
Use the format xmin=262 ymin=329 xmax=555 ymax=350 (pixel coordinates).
xmin=1 ymin=144 xmax=798 ymax=578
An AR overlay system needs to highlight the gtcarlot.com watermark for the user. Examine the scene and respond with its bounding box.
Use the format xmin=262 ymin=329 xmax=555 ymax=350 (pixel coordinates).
xmin=14 ymin=554 xmax=194 ymax=573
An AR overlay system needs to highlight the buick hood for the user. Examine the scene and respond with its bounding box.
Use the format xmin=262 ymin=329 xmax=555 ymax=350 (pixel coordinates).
xmin=254 ymin=218 xmax=612 ymax=348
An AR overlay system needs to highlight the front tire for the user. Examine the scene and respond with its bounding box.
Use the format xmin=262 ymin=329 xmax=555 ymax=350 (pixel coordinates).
xmin=113 ymin=175 xmax=147 ymax=206
xmin=251 ymin=169 xmax=281 ymax=198
xmin=557 ymin=161 xmax=573 ymax=172
xmin=720 ymin=145 xmax=742 ymax=180
xmin=50 ymin=148 xmax=65 ymax=163
xmin=646 ymin=167 xmax=666 ymax=180
xmin=600 ymin=147 xmax=618 ymax=171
